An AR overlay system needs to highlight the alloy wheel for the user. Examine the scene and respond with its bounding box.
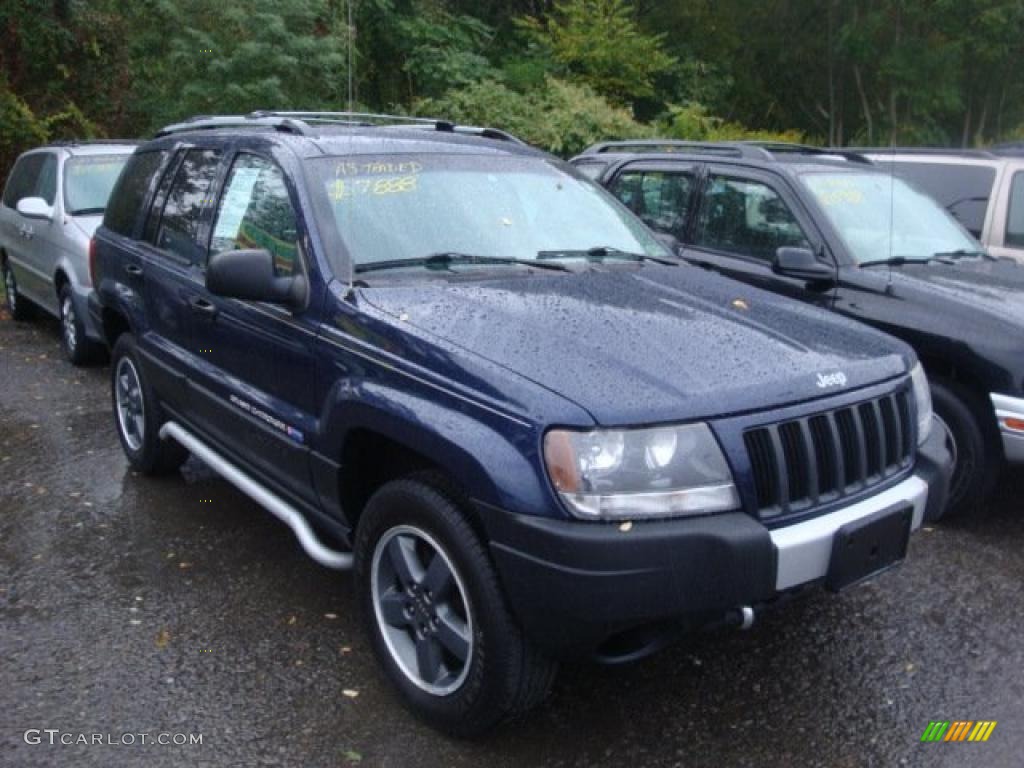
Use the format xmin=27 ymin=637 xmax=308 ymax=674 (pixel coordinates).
xmin=114 ymin=356 xmax=145 ymax=452
xmin=371 ymin=525 xmax=474 ymax=696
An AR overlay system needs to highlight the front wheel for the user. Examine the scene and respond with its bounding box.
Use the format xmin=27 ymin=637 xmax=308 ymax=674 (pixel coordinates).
xmin=354 ymin=475 xmax=557 ymax=737
xmin=929 ymin=378 xmax=1000 ymax=518
xmin=110 ymin=333 xmax=188 ymax=475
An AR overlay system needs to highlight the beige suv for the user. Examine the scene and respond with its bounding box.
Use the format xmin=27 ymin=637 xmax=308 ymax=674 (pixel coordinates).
xmin=861 ymin=148 xmax=1024 ymax=262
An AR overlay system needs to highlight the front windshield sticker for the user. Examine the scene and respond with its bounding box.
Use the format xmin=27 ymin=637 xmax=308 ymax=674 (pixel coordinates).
xmin=810 ymin=178 xmax=864 ymax=207
xmin=328 ymin=174 xmax=418 ymax=202
xmin=69 ymin=160 xmax=123 ymax=176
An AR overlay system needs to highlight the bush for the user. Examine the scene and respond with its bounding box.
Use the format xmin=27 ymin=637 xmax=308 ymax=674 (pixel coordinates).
xmin=657 ymin=103 xmax=809 ymax=144
xmin=417 ymin=77 xmax=651 ymax=157
xmin=0 ymin=81 xmax=48 ymax=180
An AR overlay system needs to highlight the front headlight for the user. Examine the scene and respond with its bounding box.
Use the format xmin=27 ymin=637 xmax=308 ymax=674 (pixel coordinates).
xmin=543 ymin=423 xmax=740 ymax=520
xmin=910 ymin=362 xmax=933 ymax=445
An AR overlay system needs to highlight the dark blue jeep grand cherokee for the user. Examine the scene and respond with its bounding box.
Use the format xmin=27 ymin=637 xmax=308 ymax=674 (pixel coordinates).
xmin=90 ymin=112 xmax=952 ymax=736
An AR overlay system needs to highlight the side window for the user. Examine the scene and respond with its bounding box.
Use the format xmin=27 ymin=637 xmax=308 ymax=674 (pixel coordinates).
xmin=2 ymin=153 xmax=45 ymax=208
xmin=610 ymin=170 xmax=694 ymax=240
xmin=154 ymin=149 xmax=222 ymax=263
xmin=694 ymin=175 xmax=810 ymax=261
xmin=1006 ymin=172 xmax=1024 ymax=249
xmin=210 ymin=154 xmax=300 ymax=278
xmin=35 ymin=153 xmax=57 ymax=205
xmin=105 ymin=151 xmax=168 ymax=236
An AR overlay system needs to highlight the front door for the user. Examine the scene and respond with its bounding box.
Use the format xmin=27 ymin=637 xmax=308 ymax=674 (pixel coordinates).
xmin=684 ymin=167 xmax=837 ymax=309
xmin=188 ymin=151 xmax=320 ymax=506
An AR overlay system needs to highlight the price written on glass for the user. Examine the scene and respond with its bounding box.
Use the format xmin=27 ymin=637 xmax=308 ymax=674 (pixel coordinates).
xmin=328 ymin=174 xmax=418 ymax=202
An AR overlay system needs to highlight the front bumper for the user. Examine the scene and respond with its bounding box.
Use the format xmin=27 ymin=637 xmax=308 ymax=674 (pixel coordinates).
xmin=991 ymin=393 xmax=1024 ymax=463
xmin=478 ymin=420 xmax=952 ymax=656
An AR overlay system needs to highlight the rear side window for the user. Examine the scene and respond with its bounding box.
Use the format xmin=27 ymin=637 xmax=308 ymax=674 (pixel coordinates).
xmin=694 ymin=175 xmax=810 ymax=261
xmin=2 ymin=153 xmax=46 ymax=208
xmin=610 ymin=169 xmax=694 ymax=240
xmin=35 ymin=153 xmax=57 ymax=205
xmin=884 ymin=161 xmax=995 ymax=237
xmin=1006 ymin=172 xmax=1024 ymax=248
xmin=153 ymin=149 xmax=222 ymax=263
xmin=104 ymin=151 xmax=168 ymax=236
xmin=211 ymin=154 xmax=299 ymax=277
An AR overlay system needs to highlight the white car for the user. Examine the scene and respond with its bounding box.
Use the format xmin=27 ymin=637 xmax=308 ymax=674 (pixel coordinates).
xmin=0 ymin=141 xmax=137 ymax=363
xmin=861 ymin=147 xmax=1024 ymax=263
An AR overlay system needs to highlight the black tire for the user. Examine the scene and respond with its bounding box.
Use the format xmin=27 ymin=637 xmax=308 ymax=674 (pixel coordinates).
xmin=3 ymin=259 xmax=31 ymax=321
xmin=110 ymin=333 xmax=188 ymax=475
xmin=58 ymin=283 xmax=100 ymax=365
xmin=929 ymin=377 xmax=1000 ymax=518
xmin=354 ymin=474 xmax=557 ymax=737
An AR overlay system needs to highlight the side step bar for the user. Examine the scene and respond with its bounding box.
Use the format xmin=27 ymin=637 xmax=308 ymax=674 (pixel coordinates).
xmin=159 ymin=421 xmax=354 ymax=570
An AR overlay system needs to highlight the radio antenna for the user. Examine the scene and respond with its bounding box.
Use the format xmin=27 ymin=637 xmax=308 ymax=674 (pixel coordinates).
xmin=886 ymin=133 xmax=895 ymax=294
xmin=345 ymin=0 xmax=356 ymax=294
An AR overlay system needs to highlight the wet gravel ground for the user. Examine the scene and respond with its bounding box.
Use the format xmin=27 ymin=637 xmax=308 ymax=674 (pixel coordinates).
xmin=1 ymin=313 xmax=1022 ymax=768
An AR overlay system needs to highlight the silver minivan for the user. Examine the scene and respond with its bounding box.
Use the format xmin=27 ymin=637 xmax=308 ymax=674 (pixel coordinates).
xmin=860 ymin=148 xmax=1024 ymax=263
xmin=0 ymin=141 xmax=136 ymax=363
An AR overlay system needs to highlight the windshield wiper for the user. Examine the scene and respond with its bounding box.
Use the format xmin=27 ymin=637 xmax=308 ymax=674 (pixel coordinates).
xmin=355 ymin=252 xmax=572 ymax=274
xmin=537 ymin=246 xmax=680 ymax=266
xmin=860 ymin=256 xmax=937 ymax=268
xmin=930 ymin=248 xmax=992 ymax=261
xmin=69 ymin=207 xmax=105 ymax=216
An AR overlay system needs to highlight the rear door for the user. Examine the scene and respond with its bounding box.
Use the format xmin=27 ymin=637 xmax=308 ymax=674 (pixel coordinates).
xmin=683 ymin=166 xmax=837 ymax=308
xmin=136 ymin=146 xmax=225 ymax=411
xmin=187 ymin=150 xmax=320 ymax=505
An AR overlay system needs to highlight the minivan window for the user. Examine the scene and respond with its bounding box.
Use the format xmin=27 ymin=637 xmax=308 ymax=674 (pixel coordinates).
xmin=2 ymin=153 xmax=46 ymax=208
xmin=64 ymin=154 xmax=131 ymax=216
xmin=1006 ymin=172 xmax=1024 ymax=249
xmin=693 ymin=175 xmax=810 ymax=261
xmin=153 ymin=149 xmax=222 ymax=263
xmin=307 ymin=154 xmax=667 ymax=275
xmin=36 ymin=153 xmax=57 ymax=205
xmin=879 ymin=160 xmax=995 ymax=238
xmin=211 ymin=154 xmax=299 ymax=276
xmin=610 ymin=169 xmax=694 ymax=241
xmin=104 ymin=151 xmax=168 ymax=236
xmin=802 ymin=172 xmax=979 ymax=264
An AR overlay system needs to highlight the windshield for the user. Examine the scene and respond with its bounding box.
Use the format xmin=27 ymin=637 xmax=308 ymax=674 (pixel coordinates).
xmin=63 ymin=154 xmax=132 ymax=215
xmin=306 ymin=154 xmax=668 ymax=275
xmin=800 ymin=171 xmax=981 ymax=264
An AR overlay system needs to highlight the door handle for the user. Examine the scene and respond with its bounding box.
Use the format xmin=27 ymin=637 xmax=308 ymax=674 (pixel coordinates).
xmin=124 ymin=264 xmax=143 ymax=276
xmin=189 ymin=296 xmax=218 ymax=316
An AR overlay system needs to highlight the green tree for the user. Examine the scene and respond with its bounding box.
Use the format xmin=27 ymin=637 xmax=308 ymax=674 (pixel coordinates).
xmin=517 ymin=0 xmax=676 ymax=107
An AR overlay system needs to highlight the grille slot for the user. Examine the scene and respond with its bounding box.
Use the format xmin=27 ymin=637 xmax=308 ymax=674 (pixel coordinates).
xmin=744 ymin=389 xmax=914 ymax=520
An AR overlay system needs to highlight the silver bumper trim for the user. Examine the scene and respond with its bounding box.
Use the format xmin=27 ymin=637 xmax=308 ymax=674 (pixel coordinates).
xmin=990 ymin=393 xmax=1024 ymax=463
xmin=770 ymin=474 xmax=928 ymax=591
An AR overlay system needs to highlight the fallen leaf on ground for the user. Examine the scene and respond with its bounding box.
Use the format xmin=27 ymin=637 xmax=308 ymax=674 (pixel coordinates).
xmin=155 ymin=629 xmax=171 ymax=649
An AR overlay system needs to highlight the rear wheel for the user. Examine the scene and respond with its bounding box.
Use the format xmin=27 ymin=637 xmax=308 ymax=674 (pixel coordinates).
xmin=354 ymin=475 xmax=557 ymax=737
xmin=3 ymin=260 xmax=31 ymax=321
xmin=58 ymin=284 xmax=99 ymax=365
xmin=110 ymin=333 xmax=188 ymax=475
xmin=929 ymin=378 xmax=1000 ymax=518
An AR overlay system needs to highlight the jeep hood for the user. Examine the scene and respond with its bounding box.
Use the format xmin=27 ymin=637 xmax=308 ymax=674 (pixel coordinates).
xmin=359 ymin=265 xmax=911 ymax=426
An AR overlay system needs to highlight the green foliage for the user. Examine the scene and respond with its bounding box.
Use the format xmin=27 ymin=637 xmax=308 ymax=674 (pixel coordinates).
xmin=0 ymin=81 xmax=48 ymax=177
xmin=418 ymin=77 xmax=651 ymax=156
xmin=517 ymin=0 xmax=676 ymax=106
xmin=658 ymin=104 xmax=807 ymax=145
xmin=398 ymin=11 xmax=499 ymax=97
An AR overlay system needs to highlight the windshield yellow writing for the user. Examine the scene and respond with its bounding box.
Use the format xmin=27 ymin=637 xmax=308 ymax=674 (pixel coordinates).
xmin=329 ymin=174 xmax=418 ymax=202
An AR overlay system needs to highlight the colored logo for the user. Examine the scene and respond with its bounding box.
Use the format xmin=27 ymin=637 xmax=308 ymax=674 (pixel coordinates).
xmin=921 ymin=721 xmax=997 ymax=743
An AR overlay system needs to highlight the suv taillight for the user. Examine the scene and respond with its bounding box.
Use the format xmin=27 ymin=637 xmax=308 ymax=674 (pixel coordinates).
xmin=88 ymin=238 xmax=98 ymax=287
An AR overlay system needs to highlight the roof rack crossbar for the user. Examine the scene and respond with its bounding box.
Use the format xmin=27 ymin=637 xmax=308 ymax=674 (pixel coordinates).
xmin=739 ymin=141 xmax=873 ymax=164
xmin=582 ymin=139 xmax=772 ymax=159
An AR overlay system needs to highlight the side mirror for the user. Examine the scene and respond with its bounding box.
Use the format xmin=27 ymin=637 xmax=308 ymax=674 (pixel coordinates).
xmin=16 ymin=197 xmax=53 ymax=220
xmin=773 ymin=246 xmax=834 ymax=282
xmin=207 ymin=249 xmax=306 ymax=307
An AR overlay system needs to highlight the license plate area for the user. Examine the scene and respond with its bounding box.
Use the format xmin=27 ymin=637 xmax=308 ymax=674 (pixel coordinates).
xmin=825 ymin=504 xmax=913 ymax=592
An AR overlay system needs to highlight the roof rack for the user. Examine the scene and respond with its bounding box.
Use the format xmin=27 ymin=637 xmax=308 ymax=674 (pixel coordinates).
xmin=738 ymin=141 xmax=873 ymax=164
xmin=992 ymin=142 xmax=1024 ymax=156
xmin=48 ymin=139 xmax=141 ymax=147
xmin=581 ymin=140 xmax=772 ymax=159
xmin=154 ymin=111 xmax=525 ymax=144
xmin=846 ymin=146 xmax=998 ymax=158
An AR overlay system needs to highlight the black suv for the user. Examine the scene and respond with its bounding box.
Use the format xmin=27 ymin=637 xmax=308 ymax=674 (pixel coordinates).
xmin=576 ymin=140 xmax=1024 ymax=517
xmin=90 ymin=116 xmax=950 ymax=735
